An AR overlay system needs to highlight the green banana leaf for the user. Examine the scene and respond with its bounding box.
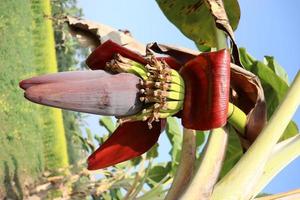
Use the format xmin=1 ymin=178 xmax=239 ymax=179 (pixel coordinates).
xmin=239 ymin=48 xmax=299 ymax=140
xmin=156 ymin=0 xmax=240 ymax=47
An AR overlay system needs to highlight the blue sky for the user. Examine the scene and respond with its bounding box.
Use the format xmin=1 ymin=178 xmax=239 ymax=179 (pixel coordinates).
xmin=77 ymin=0 xmax=300 ymax=194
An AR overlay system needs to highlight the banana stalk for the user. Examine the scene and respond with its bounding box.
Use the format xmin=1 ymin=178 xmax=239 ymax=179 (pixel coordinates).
xmin=165 ymin=128 xmax=197 ymax=200
xmin=211 ymin=71 xmax=300 ymax=200
xmin=180 ymin=128 xmax=228 ymax=200
xmin=251 ymin=134 xmax=300 ymax=197
xmin=254 ymin=188 xmax=300 ymax=200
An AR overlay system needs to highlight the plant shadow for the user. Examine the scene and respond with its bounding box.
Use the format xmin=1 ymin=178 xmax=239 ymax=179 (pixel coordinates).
xmin=3 ymin=156 xmax=23 ymax=200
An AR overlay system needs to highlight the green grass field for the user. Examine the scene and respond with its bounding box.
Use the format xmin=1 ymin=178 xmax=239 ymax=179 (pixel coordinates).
xmin=0 ymin=0 xmax=68 ymax=198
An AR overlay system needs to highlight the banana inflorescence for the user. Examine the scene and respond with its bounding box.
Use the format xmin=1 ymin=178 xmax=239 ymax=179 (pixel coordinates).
xmin=106 ymin=53 xmax=185 ymax=128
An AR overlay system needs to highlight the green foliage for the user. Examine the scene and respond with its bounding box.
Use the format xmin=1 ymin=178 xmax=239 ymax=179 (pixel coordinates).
xmin=51 ymin=0 xmax=88 ymax=72
xmin=166 ymin=117 xmax=182 ymax=171
xmin=147 ymin=162 xmax=171 ymax=187
xmin=195 ymin=131 xmax=206 ymax=153
xmin=156 ymin=0 xmax=240 ymax=47
xmin=99 ymin=116 xmax=116 ymax=134
xmin=74 ymin=131 xmax=92 ymax=153
xmin=33 ymin=0 xmax=70 ymax=169
xmin=0 ymin=0 xmax=71 ymax=196
xmin=281 ymin=121 xmax=299 ymax=141
xmin=62 ymin=111 xmax=83 ymax=164
xmin=239 ymin=48 xmax=298 ymax=140
xmin=147 ymin=143 xmax=159 ymax=159
xmin=263 ymin=56 xmax=289 ymax=84
xmin=136 ymin=184 xmax=166 ymax=200
xmin=195 ymin=43 xmax=211 ymax=52
xmin=219 ymin=126 xmax=243 ymax=178
xmin=218 ymin=47 xmax=299 ymax=179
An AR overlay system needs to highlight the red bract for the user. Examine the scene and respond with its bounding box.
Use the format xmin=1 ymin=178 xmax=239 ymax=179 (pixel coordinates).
xmin=180 ymin=50 xmax=230 ymax=130
xmin=85 ymin=40 xmax=230 ymax=170
xmin=86 ymin=40 xmax=147 ymax=69
xmin=86 ymin=40 xmax=182 ymax=71
xmin=88 ymin=120 xmax=165 ymax=170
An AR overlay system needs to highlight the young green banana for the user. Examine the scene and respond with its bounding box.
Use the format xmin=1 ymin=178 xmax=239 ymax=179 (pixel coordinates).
xmin=108 ymin=54 xmax=185 ymax=128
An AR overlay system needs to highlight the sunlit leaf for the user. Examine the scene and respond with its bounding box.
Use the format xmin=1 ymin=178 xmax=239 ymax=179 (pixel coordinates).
xmin=239 ymin=48 xmax=298 ymax=140
xmin=281 ymin=121 xmax=299 ymax=141
xmin=74 ymin=131 xmax=94 ymax=153
xmin=156 ymin=0 xmax=240 ymax=47
xmin=146 ymin=143 xmax=159 ymax=159
xmin=220 ymin=126 xmax=243 ymax=178
xmin=99 ymin=116 xmax=116 ymax=134
xmin=111 ymin=178 xmax=134 ymax=191
xmin=147 ymin=162 xmax=171 ymax=187
xmin=132 ymin=143 xmax=159 ymax=167
xmin=131 ymin=156 xmax=142 ymax=166
xmin=86 ymin=128 xmax=93 ymax=141
xmin=166 ymin=117 xmax=182 ymax=170
xmin=263 ymin=56 xmax=289 ymax=84
xmin=195 ymin=43 xmax=211 ymax=52
xmin=109 ymin=189 xmax=123 ymax=199
xmin=196 ymin=131 xmax=206 ymax=152
xmin=137 ymin=183 xmax=166 ymax=200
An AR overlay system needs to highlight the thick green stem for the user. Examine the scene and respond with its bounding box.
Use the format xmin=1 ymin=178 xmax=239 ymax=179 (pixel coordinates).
xmin=251 ymin=134 xmax=300 ymax=197
xmin=165 ymin=128 xmax=196 ymax=200
xmin=254 ymin=188 xmax=300 ymax=200
xmin=215 ymin=26 xmax=227 ymax=50
xmin=211 ymin=71 xmax=300 ymax=200
xmin=179 ymin=128 xmax=228 ymax=200
xmin=227 ymin=103 xmax=247 ymax=134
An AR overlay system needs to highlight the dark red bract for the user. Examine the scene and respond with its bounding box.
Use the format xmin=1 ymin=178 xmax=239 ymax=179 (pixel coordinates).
xmin=86 ymin=40 xmax=147 ymax=69
xmin=180 ymin=49 xmax=230 ymax=130
xmin=88 ymin=120 xmax=165 ymax=170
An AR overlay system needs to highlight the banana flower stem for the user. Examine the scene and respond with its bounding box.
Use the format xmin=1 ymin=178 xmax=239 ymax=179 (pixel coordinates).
xmin=211 ymin=71 xmax=300 ymax=200
xmin=179 ymin=128 xmax=228 ymax=200
xmin=254 ymin=188 xmax=300 ymax=200
xmin=165 ymin=128 xmax=196 ymax=200
xmin=251 ymin=133 xmax=300 ymax=197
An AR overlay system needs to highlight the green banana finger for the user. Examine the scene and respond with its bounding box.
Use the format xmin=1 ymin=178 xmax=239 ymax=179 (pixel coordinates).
xmin=158 ymin=110 xmax=181 ymax=118
xmin=170 ymin=69 xmax=185 ymax=86
xmin=131 ymin=61 xmax=147 ymax=72
xmin=169 ymin=83 xmax=185 ymax=93
xmin=167 ymin=91 xmax=185 ymax=101
xmin=170 ymin=69 xmax=181 ymax=78
xmin=128 ymin=63 xmax=148 ymax=80
xmin=162 ymin=101 xmax=183 ymax=111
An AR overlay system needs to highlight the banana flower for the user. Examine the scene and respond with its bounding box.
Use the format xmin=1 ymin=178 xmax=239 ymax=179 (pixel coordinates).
xmin=20 ymin=40 xmax=231 ymax=170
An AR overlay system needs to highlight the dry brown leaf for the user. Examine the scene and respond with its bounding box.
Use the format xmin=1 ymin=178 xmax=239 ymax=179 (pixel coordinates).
xmin=147 ymin=42 xmax=198 ymax=64
xmin=205 ymin=0 xmax=234 ymax=41
xmin=205 ymin=0 xmax=243 ymax=67
xmin=230 ymin=63 xmax=267 ymax=143
xmin=65 ymin=16 xmax=145 ymax=53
